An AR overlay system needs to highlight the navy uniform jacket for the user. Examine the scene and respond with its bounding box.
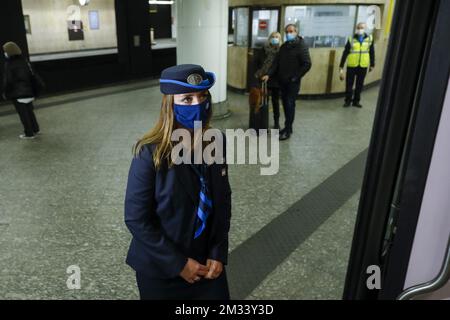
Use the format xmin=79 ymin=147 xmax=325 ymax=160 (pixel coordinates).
xmin=124 ymin=143 xmax=232 ymax=279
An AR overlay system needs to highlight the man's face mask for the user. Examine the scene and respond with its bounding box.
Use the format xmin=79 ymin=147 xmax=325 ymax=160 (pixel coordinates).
xmin=286 ymin=32 xmax=297 ymax=42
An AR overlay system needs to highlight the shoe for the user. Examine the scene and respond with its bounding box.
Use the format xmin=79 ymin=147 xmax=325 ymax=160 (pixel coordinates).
xmin=19 ymin=134 xmax=35 ymax=140
xmin=352 ymin=103 xmax=363 ymax=108
xmin=273 ymin=123 xmax=280 ymax=130
xmin=279 ymin=131 xmax=291 ymax=141
xmin=343 ymin=102 xmax=351 ymax=107
xmin=34 ymin=131 xmax=41 ymax=135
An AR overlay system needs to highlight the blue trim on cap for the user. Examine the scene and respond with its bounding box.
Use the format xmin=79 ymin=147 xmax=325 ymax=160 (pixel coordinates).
xmin=160 ymin=72 xmax=216 ymax=90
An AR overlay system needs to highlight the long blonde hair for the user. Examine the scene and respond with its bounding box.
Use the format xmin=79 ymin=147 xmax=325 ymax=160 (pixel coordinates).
xmin=133 ymin=92 xmax=212 ymax=168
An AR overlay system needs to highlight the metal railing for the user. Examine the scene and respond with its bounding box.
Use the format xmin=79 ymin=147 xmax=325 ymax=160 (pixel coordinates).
xmin=398 ymin=235 xmax=450 ymax=300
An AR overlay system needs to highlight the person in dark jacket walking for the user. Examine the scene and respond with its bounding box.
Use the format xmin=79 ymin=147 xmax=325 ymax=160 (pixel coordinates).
xmin=262 ymin=24 xmax=312 ymax=141
xmin=339 ymin=22 xmax=375 ymax=108
xmin=255 ymin=32 xmax=282 ymax=129
xmin=1 ymin=42 xmax=41 ymax=139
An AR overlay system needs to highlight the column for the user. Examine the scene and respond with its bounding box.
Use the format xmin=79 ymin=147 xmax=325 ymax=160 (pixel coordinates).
xmin=176 ymin=0 xmax=230 ymax=118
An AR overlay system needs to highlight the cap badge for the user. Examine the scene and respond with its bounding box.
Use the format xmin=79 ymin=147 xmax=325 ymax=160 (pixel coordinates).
xmin=187 ymin=73 xmax=203 ymax=85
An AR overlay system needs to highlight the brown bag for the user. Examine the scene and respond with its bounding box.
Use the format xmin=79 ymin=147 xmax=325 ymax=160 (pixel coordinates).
xmin=249 ymin=86 xmax=262 ymax=114
xmin=248 ymin=81 xmax=269 ymax=131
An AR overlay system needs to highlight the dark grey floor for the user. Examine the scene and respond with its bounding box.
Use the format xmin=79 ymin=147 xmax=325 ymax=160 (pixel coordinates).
xmin=0 ymin=81 xmax=379 ymax=299
xmin=228 ymin=150 xmax=367 ymax=299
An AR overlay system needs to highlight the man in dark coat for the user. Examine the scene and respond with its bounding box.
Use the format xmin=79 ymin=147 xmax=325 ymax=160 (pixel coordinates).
xmin=263 ymin=24 xmax=312 ymax=141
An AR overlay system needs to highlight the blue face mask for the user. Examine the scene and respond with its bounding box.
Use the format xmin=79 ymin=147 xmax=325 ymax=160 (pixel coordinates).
xmin=173 ymin=98 xmax=210 ymax=129
xmin=270 ymin=38 xmax=280 ymax=45
xmin=286 ymin=33 xmax=297 ymax=42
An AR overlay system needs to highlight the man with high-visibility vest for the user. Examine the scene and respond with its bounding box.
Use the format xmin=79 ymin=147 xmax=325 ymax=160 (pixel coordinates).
xmin=339 ymin=22 xmax=375 ymax=108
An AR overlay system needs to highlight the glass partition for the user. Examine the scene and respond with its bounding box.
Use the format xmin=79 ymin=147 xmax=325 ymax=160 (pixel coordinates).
xmin=230 ymin=7 xmax=250 ymax=47
xmin=251 ymin=9 xmax=279 ymax=49
xmin=285 ymin=5 xmax=358 ymax=48
xmin=285 ymin=4 xmax=382 ymax=48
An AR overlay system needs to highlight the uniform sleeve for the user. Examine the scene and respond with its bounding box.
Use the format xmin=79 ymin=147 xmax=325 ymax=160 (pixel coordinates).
xmin=340 ymin=39 xmax=352 ymax=68
xmin=124 ymin=145 xmax=188 ymax=278
xmin=208 ymin=134 xmax=232 ymax=265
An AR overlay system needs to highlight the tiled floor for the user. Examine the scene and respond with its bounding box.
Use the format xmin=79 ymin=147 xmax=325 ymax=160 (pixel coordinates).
xmin=0 ymin=82 xmax=379 ymax=299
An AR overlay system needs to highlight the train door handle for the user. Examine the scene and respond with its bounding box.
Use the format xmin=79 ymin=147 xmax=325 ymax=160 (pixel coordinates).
xmin=397 ymin=235 xmax=450 ymax=300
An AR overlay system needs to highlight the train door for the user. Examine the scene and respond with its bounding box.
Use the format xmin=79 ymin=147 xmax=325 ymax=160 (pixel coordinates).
xmin=343 ymin=0 xmax=450 ymax=300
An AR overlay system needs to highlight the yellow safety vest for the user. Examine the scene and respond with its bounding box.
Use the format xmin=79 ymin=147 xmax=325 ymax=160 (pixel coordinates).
xmin=347 ymin=35 xmax=373 ymax=68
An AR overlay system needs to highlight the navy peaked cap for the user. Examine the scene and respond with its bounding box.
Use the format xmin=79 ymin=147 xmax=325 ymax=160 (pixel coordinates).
xmin=159 ymin=64 xmax=216 ymax=95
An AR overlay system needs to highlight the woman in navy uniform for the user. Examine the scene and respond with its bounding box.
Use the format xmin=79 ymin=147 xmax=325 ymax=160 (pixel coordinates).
xmin=124 ymin=64 xmax=232 ymax=300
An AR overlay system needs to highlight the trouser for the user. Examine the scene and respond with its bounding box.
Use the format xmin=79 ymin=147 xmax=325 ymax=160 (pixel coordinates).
xmin=280 ymin=80 xmax=301 ymax=134
xmin=136 ymin=269 xmax=230 ymax=300
xmin=270 ymin=87 xmax=280 ymax=126
xmin=13 ymin=100 xmax=40 ymax=137
xmin=345 ymin=66 xmax=368 ymax=104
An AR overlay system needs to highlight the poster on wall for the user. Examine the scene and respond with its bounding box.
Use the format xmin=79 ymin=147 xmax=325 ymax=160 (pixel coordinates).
xmin=89 ymin=10 xmax=99 ymax=30
xmin=67 ymin=20 xmax=84 ymax=41
xmin=257 ymin=19 xmax=269 ymax=37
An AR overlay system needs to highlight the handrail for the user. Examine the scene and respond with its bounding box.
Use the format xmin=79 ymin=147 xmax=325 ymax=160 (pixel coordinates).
xmin=397 ymin=235 xmax=450 ymax=300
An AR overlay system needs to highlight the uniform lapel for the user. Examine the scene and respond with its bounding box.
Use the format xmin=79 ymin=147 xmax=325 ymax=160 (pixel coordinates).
xmin=174 ymin=163 xmax=200 ymax=204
